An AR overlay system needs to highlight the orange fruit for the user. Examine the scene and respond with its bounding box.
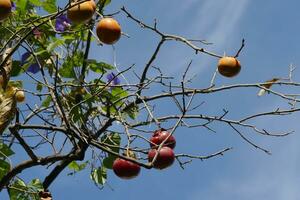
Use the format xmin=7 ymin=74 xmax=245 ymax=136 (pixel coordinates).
xmin=96 ymin=17 xmax=121 ymax=45
xmin=67 ymin=0 xmax=96 ymax=24
xmin=0 ymin=0 xmax=12 ymax=21
xmin=217 ymin=56 xmax=241 ymax=78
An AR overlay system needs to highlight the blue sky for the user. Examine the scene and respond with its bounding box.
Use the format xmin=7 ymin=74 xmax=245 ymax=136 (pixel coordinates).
xmin=2 ymin=0 xmax=300 ymax=199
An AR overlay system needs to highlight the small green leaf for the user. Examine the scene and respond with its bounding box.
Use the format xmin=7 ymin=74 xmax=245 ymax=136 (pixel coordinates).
xmin=88 ymin=60 xmax=114 ymax=74
xmin=124 ymin=104 xmax=139 ymax=120
xmin=41 ymin=95 xmax=52 ymax=107
xmin=59 ymin=64 xmax=76 ymax=78
xmin=47 ymin=38 xmax=65 ymax=52
xmin=101 ymin=133 xmax=121 ymax=154
xmin=28 ymin=179 xmax=43 ymax=191
xmin=0 ymin=160 xmax=10 ymax=180
xmin=90 ymin=167 xmax=107 ymax=185
xmin=16 ymin=0 xmax=28 ymax=14
xmin=111 ymin=87 xmax=128 ymax=99
xmin=0 ymin=143 xmax=14 ymax=158
xmin=68 ymin=161 xmax=87 ymax=172
xmin=36 ymin=83 xmax=43 ymax=92
xmin=11 ymin=61 xmax=23 ymax=77
xmin=102 ymin=156 xmax=117 ymax=169
xmin=8 ymin=80 xmax=23 ymax=88
xmin=29 ymin=0 xmax=43 ymax=6
xmin=101 ymin=0 xmax=111 ymax=7
xmin=59 ymin=51 xmax=83 ymax=78
xmin=42 ymin=0 xmax=57 ymax=13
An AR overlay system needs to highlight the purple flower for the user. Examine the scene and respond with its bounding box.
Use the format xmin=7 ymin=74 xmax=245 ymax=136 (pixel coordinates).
xmin=107 ymin=72 xmax=121 ymax=85
xmin=21 ymin=52 xmax=40 ymax=74
xmin=55 ymin=14 xmax=71 ymax=32
xmin=11 ymin=2 xmax=16 ymax=11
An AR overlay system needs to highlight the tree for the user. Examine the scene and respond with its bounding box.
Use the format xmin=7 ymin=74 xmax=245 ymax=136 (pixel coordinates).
xmin=0 ymin=0 xmax=299 ymax=199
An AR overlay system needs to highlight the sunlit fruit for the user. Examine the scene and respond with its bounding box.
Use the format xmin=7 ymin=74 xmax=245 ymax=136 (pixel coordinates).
xmin=112 ymin=158 xmax=141 ymax=179
xmin=0 ymin=0 xmax=12 ymax=21
xmin=150 ymin=128 xmax=176 ymax=149
xmin=67 ymin=0 xmax=96 ymax=24
xmin=96 ymin=17 xmax=121 ymax=45
xmin=15 ymin=90 xmax=25 ymax=103
xmin=217 ymin=56 xmax=241 ymax=78
xmin=148 ymin=146 xmax=175 ymax=170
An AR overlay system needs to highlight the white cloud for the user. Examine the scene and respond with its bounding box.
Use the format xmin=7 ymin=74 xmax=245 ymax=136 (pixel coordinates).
xmin=160 ymin=0 xmax=250 ymax=77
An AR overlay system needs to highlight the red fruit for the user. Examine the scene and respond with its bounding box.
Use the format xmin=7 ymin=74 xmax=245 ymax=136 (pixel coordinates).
xmin=150 ymin=129 xmax=176 ymax=149
xmin=148 ymin=147 xmax=175 ymax=170
xmin=112 ymin=158 xmax=141 ymax=179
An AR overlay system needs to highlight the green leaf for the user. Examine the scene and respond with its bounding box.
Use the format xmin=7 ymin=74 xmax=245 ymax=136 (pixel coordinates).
xmin=124 ymin=104 xmax=139 ymax=120
xmin=88 ymin=60 xmax=114 ymax=74
xmin=68 ymin=161 xmax=87 ymax=172
xmin=9 ymin=178 xmax=42 ymax=200
xmin=90 ymin=167 xmax=107 ymax=185
xmin=0 ymin=143 xmax=14 ymax=158
xmin=11 ymin=61 xmax=23 ymax=77
xmin=8 ymin=80 xmax=23 ymax=88
xmin=41 ymin=95 xmax=52 ymax=107
xmin=111 ymin=87 xmax=128 ymax=99
xmin=29 ymin=0 xmax=43 ymax=6
xmin=16 ymin=0 xmax=28 ymax=14
xmin=42 ymin=0 xmax=57 ymax=13
xmin=28 ymin=179 xmax=43 ymax=191
xmin=101 ymin=0 xmax=111 ymax=7
xmin=59 ymin=64 xmax=76 ymax=78
xmin=36 ymin=83 xmax=43 ymax=92
xmin=0 ymin=160 xmax=10 ymax=180
xmin=101 ymin=133 xmax=121 ymax=154
xmin=102 ymin=156 xmax=117 ymax=169
xmin=47 ymin=38 xmax=66 ymax=52
xmin=8 ymin=179 xmax=28 ymax=200
xmin=59 ymin=51 xmax=83 ymax=78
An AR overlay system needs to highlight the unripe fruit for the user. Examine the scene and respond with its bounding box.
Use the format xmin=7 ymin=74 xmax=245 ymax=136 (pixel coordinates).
xmin=217 ymin=56 xmax=241 ymax=78
xmin=96 ymin=18 xmax=121 ymax=45
xmin=15 ymin=90 xmax=25 ymax=103
xmin=150 ymin=129 xmax=176 ymax=149
xmin=148 ymin=147 xmax=175 ymax=170
xmin=67 ymin=0 xmax=96 ymax=24
xmin=0 ymin=0 xmax=12 ymax=21
xmin=112 ymin=158 xmax=141 ymax=179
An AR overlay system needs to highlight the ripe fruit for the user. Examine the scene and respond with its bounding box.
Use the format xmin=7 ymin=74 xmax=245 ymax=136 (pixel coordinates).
xmin=96 ymin=18 xmax=121 ymax=45
xmin=150 ymin=129 xmax=176 ymax=149
xmin=148 ymin=147 xmax=175 ymax=170
xmin=0 ymin=0 xmax=12 ymax=21
xmin=15 ymin=90 xmax=25 ymax=103
xmin=112 ymin=158 xmax=141 ymax=179
xmin=217 ymin=56 xmax=241 ymax=78
xmin=67 ymin=0 xmax=96 ymax=24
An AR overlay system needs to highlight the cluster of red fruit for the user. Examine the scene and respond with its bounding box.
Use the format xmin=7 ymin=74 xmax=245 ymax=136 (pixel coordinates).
xmin=112 ymin=129 xmax=176 ymax=179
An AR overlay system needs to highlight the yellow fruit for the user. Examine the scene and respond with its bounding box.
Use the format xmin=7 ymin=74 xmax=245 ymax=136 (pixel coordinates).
xmin=67 ymin=0 xmax=96 ymax=24
xmin=15 ymin=90 xmax=25 ymax=103
xmin=0 ymin=0 xmax=12 ymax=21
xmin=96 ymin=17 xmax=121 ymax=45
xmin=217 ymin=56 xmax=241 ymax=78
